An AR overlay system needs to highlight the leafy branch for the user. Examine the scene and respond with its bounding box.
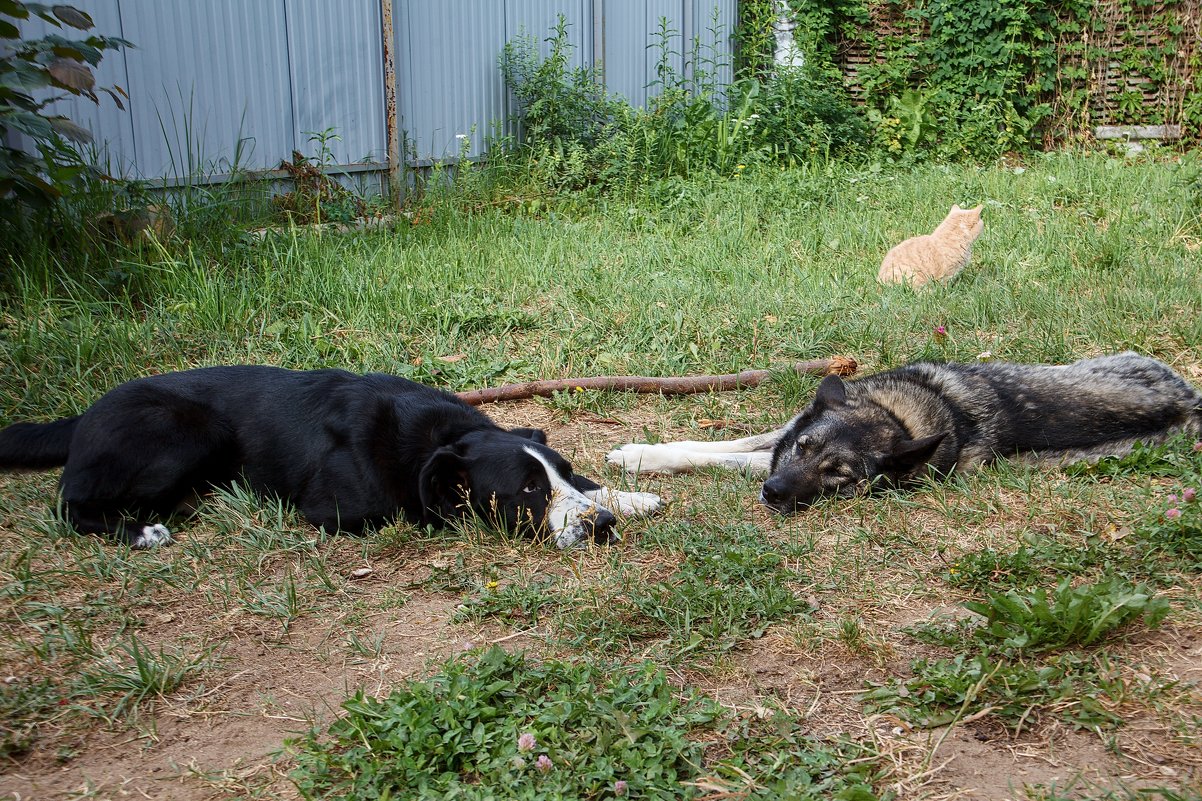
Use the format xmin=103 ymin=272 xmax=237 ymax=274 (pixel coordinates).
xmin=1 ymin=1 xmax=130 ymax=208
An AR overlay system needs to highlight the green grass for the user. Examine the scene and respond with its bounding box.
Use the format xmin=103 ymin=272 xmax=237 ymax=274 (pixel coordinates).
xmin=863 ymin=651 xmax=1127 ymax=731
xmin=877 ymin=578 xmax=1170 ymax=732
xmin=3 ymin=152 xmax=1201 ymax=415
xmin=287 ymin=646 xmax=884 ymax=801
xmin=1 ymin=151 xmax=1201 ymax=797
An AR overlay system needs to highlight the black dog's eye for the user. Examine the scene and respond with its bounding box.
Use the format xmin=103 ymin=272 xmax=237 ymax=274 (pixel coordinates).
xmin=522 ymin=480 xmax=542 ymax=494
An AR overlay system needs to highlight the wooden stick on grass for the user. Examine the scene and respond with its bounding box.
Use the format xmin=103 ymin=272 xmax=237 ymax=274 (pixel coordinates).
xmin=456 ymin=356 xmax=858 ymax=406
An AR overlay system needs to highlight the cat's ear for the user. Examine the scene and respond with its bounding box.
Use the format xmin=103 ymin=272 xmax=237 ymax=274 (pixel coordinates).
xmin=951 ymin=204 xmax=961 ymax=212
xmin=970 ymin=204 xmax=983 ymax=213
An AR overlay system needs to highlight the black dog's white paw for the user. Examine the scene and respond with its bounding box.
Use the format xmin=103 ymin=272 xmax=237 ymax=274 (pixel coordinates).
xmin=132 ymin=523 xmax=173 ymax=549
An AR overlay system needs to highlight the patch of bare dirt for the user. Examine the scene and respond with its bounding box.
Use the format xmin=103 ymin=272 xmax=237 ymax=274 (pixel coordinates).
xmin=0 ymin=592 xmax=470 ymax=800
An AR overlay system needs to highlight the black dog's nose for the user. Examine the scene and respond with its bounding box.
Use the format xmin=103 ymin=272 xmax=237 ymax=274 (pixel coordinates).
xmin=588 ymin=509 xmax=618 ymax=544
xmin=760 ymin=476 xmax=790 ymax=509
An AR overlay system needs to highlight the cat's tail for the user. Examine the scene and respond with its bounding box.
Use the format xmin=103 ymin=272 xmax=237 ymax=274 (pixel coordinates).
xmin=0 ymin=416 xmax=80 ymax=469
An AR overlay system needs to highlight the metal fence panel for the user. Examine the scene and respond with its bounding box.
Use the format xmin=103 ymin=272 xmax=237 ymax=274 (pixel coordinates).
xmin=503 ymin=0 xmax=592 ymax=66
xmin=20 ymin=0 xmax=386 ymax=181
xmin=284 ymin=0 xmax=387 ymax=167
xmin=600 ymin=0 xmax=683 ymax=107
xmin=393 ymin=0 xmax=506 ymax=164
xmin=600 ymin=1 xmax=736 ymax=107
xmin=13 ymin=0 xmax=736 ymax=183
xmin=392 ymin=0 xmax=590 ymax=163
xmin=114 ymin=0 xmax=294 ymax=181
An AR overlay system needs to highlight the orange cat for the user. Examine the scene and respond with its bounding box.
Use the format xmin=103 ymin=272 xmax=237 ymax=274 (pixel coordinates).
xmin=878 ymin=204 xmax=984 ymax=288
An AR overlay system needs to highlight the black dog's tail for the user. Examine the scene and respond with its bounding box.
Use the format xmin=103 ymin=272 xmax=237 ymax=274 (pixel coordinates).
xmin=0 ymin=416 xmax=80 ymax=469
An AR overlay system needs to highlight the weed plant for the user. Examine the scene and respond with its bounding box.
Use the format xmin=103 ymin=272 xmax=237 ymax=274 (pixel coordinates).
xmin=864 ymin=651 xmax=1125 ymax=730
xmin=877 ymin=528 xmax=1182 ymax=731
xmin=289 ymin=647 xmax=884 ymax=801
xmin=911 ymin=578 xmax=1169 ymax=656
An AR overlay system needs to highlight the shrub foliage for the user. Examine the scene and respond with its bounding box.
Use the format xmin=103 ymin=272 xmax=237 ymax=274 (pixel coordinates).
xmin=0 ymin=1 xmax=127 ymax=209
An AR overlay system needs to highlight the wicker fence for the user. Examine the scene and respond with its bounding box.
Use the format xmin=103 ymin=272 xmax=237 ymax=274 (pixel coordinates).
xmin=827 ymin=0 xmax=1199 ymax=143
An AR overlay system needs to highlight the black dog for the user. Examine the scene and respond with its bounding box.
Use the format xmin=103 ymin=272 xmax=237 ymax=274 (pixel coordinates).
xmin=0 ymin=366 xmax=662 ymax=548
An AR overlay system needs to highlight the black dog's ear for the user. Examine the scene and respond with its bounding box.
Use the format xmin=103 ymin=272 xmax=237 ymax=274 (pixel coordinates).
xmin=509 ymin=427 xmax=547 ymax=444
xmin=813 ymin=374 xmax=847 ymax=409
xmin=883 ymin=432 xmax=947 ymax=474
xmin=418 ymin=446 xmax=470 ymax=521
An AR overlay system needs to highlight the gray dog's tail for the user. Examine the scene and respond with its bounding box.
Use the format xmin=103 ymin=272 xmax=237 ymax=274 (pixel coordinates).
xmin=0 ymin=417 xmax=79 ymax=469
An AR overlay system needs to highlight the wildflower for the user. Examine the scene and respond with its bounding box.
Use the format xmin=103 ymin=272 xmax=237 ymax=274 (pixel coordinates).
xmin=977 ymin=350 xmax=993 ymax=361
xmin=518 ymin=733 xmax=536 ymax=752
xmin=1193 ymin=441 xmax=1202 ymax=452
xmin=486 ymin=580 xmax=499 ymax=589
xmin=736 ymin=164 xmax=746 ymax=171
xmin=460 ymin=640 xmax=474 ymax=651
xmin=615 ymin=779 xmax=628 ymax=796
xmin=1168 ymin=494 xmax=1178 ymax=504
xmin=1165 ymin=508 xmax=1182 ymax=520
xmin=1013 ymin=167 xmax=1025 ymax=174
xmin=536 ymin=754 xmax=552 ymax=773
xmin=1184 ymin=488 xmax=1197 ymax=502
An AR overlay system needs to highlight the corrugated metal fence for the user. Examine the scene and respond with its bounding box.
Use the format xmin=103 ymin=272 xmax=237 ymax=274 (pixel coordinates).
xmin=25 ymin=0 xmax=735 ymax=191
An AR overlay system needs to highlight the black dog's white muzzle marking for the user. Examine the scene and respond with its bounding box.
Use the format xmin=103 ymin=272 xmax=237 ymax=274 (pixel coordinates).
xmin=523 ymin=447 xmax=610 ymax=549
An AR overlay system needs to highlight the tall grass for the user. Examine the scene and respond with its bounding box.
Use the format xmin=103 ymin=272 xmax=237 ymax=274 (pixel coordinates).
xmin=2 ymin=152 xmax=1199 ymax=422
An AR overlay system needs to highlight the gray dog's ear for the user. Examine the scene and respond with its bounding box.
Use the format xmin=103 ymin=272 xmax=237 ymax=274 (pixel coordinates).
xmin=814 ymin=374 xmax=847 ymax=408
xmin=883 ymin=432 xmax=947 ymax=473
xmin=509 ymin=427 xmax=547 ymax=444
xmin=418 ymin=446 xmax=469 ymax=521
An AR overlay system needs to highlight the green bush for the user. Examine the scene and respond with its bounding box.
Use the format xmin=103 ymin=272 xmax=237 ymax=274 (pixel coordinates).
xmin=0 ymin=1 xmax=128 ymax=214
xmin=749 ymin=65 xmax=869 ymax=163
xmin=499 ymin=16 xmax=616 ymax=149
xmin=499 ymin=15 xmax=868 ymax=192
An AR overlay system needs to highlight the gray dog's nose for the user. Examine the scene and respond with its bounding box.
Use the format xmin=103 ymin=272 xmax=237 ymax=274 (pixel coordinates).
xmin=588 ymin=508 xmax=618 ymax=544
xmin=760 ymin=476 xmax=789 ymax=508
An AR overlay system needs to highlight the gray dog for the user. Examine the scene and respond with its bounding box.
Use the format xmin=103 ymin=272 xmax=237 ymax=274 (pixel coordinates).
xmin=607 ymin=352 xmax=1202 ymax=512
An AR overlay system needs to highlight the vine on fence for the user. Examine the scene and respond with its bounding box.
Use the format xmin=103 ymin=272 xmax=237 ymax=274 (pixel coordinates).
xmin=785 ymin=0 xmax=1199 ymax=153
